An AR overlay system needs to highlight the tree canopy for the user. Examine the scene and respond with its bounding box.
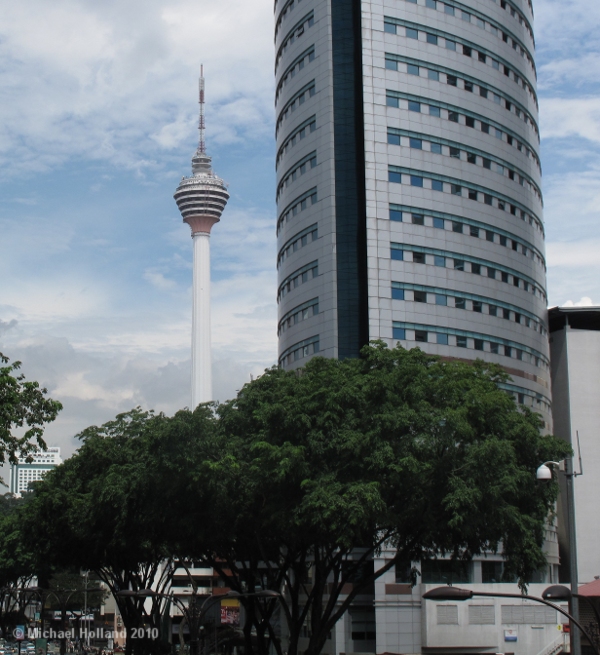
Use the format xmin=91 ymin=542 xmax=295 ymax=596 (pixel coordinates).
xmin=0 ymin=352 xmax=62 ymax=471
xmin=3 ymin=343 xmax=571 ymax=655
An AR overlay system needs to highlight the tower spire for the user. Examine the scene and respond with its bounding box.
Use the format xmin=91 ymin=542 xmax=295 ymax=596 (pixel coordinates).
xmin=198 ymin=64 xmax=206 ymax=154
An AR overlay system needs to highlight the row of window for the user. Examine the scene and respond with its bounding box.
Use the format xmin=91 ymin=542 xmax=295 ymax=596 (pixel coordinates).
xmin=277 ymin=151 xmax=317 ymax=200
xmin=387 ymin=129 xmax=541 ymax=202
xmin=276 ymin=11 xmax=314 ymax=72
xmin=276 ymin=47 xmax=316 ymax=104
xmin=385 ymin=55 xmax=538 ymax=140
xmin=279 ymin=335 xmax=320 ymax=367
xmin=386 ymin=89 xmax=540 ymax=173
xmin=278 ymin=297 xmax=319 ymax=335
xmin=402 ymin=0 xmax=534 ymax=42
xmin=392 ymin=284 xmax=546 ymax=338
xmin=384 ymin=19 xmax=536 ymax=98
xmin=277 ymin=187 xmax=318 ymax=234
xmin=390 ymin=243 xmax=546 ymax=301
xmin=277 ymin=81 xmax=316 ymax=134
xmin=278 ymin=223 xmax=318 ymax=267
xmin=388 ymin=167 xmax=542 ymax=238
xmin=278 ymin=260 xmax=318 ymax=301
xmin=275 ymin=0 xmax=307 ymax=39
xmin=392 ymin=323 xmax=549 ymax=371
xmin=388 ymin=205 xmax=544 ymax=269
xmin=277 ymin=116 xmax=316 ymax=168
xmin=399 ymin=0 xmax=534 ymax=68
xmin=436 ymin=604 xmax=559 ymax=627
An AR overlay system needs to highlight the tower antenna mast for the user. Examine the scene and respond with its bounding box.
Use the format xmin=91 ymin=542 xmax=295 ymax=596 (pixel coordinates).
xmin=198 ymin=64 xmax=206 ymax=154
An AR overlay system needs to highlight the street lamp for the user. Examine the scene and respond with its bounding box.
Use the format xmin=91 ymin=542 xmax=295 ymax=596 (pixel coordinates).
xmin=537 ymin=457 xmax=582 ymax=655
xmin=423 ymin=585 xmax=600 ymax=655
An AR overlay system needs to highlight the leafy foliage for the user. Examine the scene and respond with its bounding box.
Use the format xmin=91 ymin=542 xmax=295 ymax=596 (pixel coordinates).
xmin=0 ymin=352 xmax=62 ymax=471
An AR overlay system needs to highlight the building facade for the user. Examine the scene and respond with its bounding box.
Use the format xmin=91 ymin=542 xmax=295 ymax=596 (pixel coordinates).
xmin=549 ymin=306 xmax=600 ymax=586
xmin=275 ymin=0 xmax=551 ymax=427
xmin=9 ymin=446 xmax=62 ymax=496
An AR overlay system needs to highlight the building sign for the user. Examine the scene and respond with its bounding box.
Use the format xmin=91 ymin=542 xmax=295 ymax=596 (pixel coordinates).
xmin=504 ymin=629 xmax=518 ymax=642
xmin=220 ymin=598 xmax=240 ymax=626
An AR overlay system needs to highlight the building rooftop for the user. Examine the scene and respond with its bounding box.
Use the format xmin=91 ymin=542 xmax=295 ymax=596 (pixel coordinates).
xmin=548 ymin=306 xmax=600 ymax=333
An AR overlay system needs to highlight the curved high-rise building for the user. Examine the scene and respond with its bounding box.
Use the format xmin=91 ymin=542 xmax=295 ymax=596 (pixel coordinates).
xmin=175 ymin=69 xmax=229 ymax=407
xmin=275 ymin=0 xmax=550 ymax=427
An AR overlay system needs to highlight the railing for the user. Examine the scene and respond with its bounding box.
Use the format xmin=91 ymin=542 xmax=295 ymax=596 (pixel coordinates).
xmin=535 ymin=634 xmax=566 ymax=655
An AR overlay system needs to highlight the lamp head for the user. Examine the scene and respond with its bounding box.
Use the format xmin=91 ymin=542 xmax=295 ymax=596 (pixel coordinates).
xmin=542 ymin=585 xmax=572 ymax=601
xmin=536 ymin=464 xmax=553 ymax=481
xmin=423 ymin=587 xmax=473 ymax=601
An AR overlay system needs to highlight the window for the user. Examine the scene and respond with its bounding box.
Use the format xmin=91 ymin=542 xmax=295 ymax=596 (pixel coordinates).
xmin=414 ymin=290 xmax=427 ymax=302
xmin=410 ymin=138 xmax=423 ymax=149
xmin=451 ymin=184 xmax=462 ymax=196
xmin=434 ymin=255 xmax=446 ymax=267
xmin=427 ymin=33 xmax=438 ymax=45
xmin=452 ymin=221 xmax=463 ymax=233
xmin=429 ymin=105 xmax=441 ymax=116
xmin=389 ymin=171 xmax=402 ymax=183
xmin=432 ymin=179 xmax=443 ymax=191
xmin=499 ymin=235 xmax=507 ymax=247
xmin=428 ymin=70 xmax=440 ymax=81
xmin=484 ymin=194 xmax=493 ymax=205
xmin=448 ymin=111 xmax=459 ymax=122
xmin=463 ymin=45 xmax=472 ymax=56
xmin=470 ymin=226 xmax=479 ymax=237
xmin=465 ymin=81 xmax=473 ymax=92
xmin=390 ymin=208 xmax=402 ymax=221
xmin=482 ymin=158 xmax=491 ymax=169
xmin=437 ymin=333 xmax=449 ymax=345
xmin=454 ymin=259 xmax=465 ymax=271
xmin=406 ymin=27 xmax=419 ymax=39
xmin=479 ymin=87 xmax=488 ymax=98
xmin=387 ymin=96 xmax=399 ymax=108
xmin=450 ymin=147 xmax=460 ymax=159
xmin=447 ymin=74 xmax=458 ymax=86
xmin=431 ymin=143 xmax=442 ymax=154
xmin=501 ymin=272 xmax=509 ymax=283
xmin=412 ymin=213 xmax=425 ymax=225
xmin=490 ymin=342 xmax=499 ymax=354
xmin=468 ymin=189 xmax=478 ymax=201
xmin=392 ymin=288 xmax=405 ymax=300
xmin=457 ymin=336 xmax=468 ymax=347
xmin=478 ymin=52 xmax=487 ymax=63
xmin=486 ymin=230 xmax=494 ymax=242
xmin=504 ymin=345 xmax=512 ymax=357
xmin=466 ymin=116 xmax=475 ymax=128
xmin=444 ymin=4 xmax=455 ymax=14
xmin=471 ymin=263 xmax=481 ymax=275
xmin=474 ymin=339 xmax=484 ymax=350
xmin=385 ymin=59 xmax=398 ymax=70
xmin=391 ymin=248 xmax=403 ymax=260
xmin=410 ymin=176 xmax=424 ymax=187
xmin=433 ymin=217 xmax=445 ymax=229
xmin=467 ymin=153 xmax=477 ymax=164
xmin=407 ymin=64 xmax=420 ymax=75
xmin=426 ymin=0 xmax=437 ymax=7
xmin=489 ymin=305 xmax=497 ymax=316
xmin=415 ymin=330 xmax=428 ymax=342
xmin=473 ymin=301 xmax=482 ymax=312
xmin=408 ymin=100 xmax=421 ymax=112
xmin=502 ymin=308 xmax=510 ymax=320
xmin=388 ymin=134 xmax=401 ymax=145
xmin=384 ymin=22 xmax=396 ymax=34
xmin=413 ymin=252 xmax=426 ymax=264
xmin=481 ymin=122 xmax=490 ymax=134
xmin=393 ymin=327 xmax=406 ymax=340
xmin=435 ymin=294 xmax=447 ymax=305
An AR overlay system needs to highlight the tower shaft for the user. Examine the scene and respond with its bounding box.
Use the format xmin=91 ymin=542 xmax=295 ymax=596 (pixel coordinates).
xmin=191 ymin=231 xmax=212 ymax=407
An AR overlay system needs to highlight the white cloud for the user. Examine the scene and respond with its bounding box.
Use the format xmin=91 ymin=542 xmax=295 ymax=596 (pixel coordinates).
xmin=143 ymin=270 xmax=178 ymax=291
xmin=540 ymin=98 xmax=600 ymax=144
xmin=562 ymin=297 xmax=598 ymax=307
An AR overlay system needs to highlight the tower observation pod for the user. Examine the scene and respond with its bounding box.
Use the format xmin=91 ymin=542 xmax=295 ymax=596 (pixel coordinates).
xmin=174 ymin=67 xmax=229 ymax=408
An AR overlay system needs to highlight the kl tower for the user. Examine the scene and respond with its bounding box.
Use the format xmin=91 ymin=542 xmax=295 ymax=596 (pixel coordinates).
xmin=174 ymin=67 xmax=229 ymax=407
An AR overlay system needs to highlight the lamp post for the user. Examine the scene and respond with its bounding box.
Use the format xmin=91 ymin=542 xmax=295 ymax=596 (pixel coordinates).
xmin=537 ymin=458 xmax=581 ymax=655
xmin=423 ymin=585 xmax=600 ymax=655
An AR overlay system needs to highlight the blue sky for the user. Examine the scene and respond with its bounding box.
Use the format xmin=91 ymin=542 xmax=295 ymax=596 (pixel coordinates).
xmin=0 ymin=0 xmax=598 ymax=460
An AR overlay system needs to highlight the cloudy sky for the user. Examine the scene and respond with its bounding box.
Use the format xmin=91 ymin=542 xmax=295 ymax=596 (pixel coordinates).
xmin=0 ymin=0 xmax=598 ymax=461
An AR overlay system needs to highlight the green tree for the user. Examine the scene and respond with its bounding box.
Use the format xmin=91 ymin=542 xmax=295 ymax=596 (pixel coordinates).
xmin=0 ymin=352 xmax=62 ymax=473
xmin=176 ymin=342 xmax=570 ymax=655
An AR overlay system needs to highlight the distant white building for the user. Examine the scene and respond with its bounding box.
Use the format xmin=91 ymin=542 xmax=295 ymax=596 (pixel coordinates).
xmin=9 ymin=446 xmax=62 ymax=496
